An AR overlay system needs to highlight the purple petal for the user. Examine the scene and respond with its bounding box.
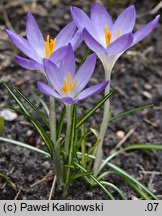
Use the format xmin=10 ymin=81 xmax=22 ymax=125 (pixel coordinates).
xmin=132 ymin=15 xmax=160 ymax=46
xmin=111 ymin=5 xmax=136 ymax=41
xmin=70 ymin=6 xmax=97 ymax=38
xmin=90 ymin=2 xmax=113 ymax=39
xmin=36 ymin=81 xmax=60 ymax=99
xmin=70 ymin=30 xmax=83 ymax=50
xmin=83 ymin=29 xmax=107 ymax=56
xmin=60 ymin=45 xmax=75 ymax=78
xmin=61 ymin=97 xmax=77 ymax=104
xmin=26 ymin=12 xmax=45 ymax=58
xmin=15 ymin=56 xmax=43 ymax=71
xmin=43 ymin=59 xmax=63 ymax=92
xmin=49 ymin=45 xmax=69 ymax=66
xmin=74 ymin=53 xmax=96 ymax=94
xmin=55 ymin=22 xmax=76 ymax=50
xmin=5 ymin=29 xmax=41 ymax=63
xmin=106 ymin=33 xmax=133 ymax=55
xmin=76 ymin=81 xmax=109 ymax=101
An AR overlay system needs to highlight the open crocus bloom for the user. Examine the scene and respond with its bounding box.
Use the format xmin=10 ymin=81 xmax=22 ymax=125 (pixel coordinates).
xmin=6 ymin=12 xmax=82 ymax=72
xmin=71 ymin=3 xmax=160 ymax=75
xmin=37 ymin=45 xmax=109 ymax=104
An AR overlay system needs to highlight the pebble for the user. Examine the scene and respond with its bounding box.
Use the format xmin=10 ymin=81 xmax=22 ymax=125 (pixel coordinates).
xmin=42 ymin=161 xmax=51 ymax=170
xmin=26 ymin=130 xmax=33 ymax=137
xmin=0 ymin=109 xmax=17 ymax=121
xmin=142 ymin=91 xmax=152 ymax=99
xmin=116 ymin=130 xmax=125 ymax=139
xmin=144 ymin=83 xmax=152 ymax=91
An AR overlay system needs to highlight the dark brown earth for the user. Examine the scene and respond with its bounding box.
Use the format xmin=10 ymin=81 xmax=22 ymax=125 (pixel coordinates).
xmin=0 ymin=0 xmax=162 ymax=200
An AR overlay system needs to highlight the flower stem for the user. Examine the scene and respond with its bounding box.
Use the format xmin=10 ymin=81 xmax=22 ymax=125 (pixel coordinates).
xmin=93 ymin=64 xmax=112 ymax=176
xmin=49 ymin=97 xmax=56 ymax=144
xmin=65 ymin=105 xmax=71 ymax=153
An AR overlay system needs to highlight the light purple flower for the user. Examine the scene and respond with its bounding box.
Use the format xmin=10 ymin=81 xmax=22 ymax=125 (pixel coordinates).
xmin=37 ymin=45 xmax=109 ymax=104
xmin=71 ymin=3 xmax=160 ymax=74
xmin=5 ymin=12 xmax=82 ymax=72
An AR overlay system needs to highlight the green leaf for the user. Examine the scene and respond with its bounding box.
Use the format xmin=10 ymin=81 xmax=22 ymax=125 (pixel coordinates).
xmin=0 ymin=117 xmax=4 ymax=135
xmin=56 ymin=106 xmax=66 ymax=140
xmin=15 ymin=88 xmax=50 ymax=129
xmin=0 ymin=137 xmax=51 ymax=157
xmin=2 ymin=81 xmax=53 ymax=156
xmin=32 ymin=93 xmax=49 ymax=115
xmin=73 ymin=161 xmax=115 ymax=200
xmin=107 ymin=162 xmax=157 ymax=200
xmin=0 ymin=172 xmax=16 ymax=190
xmin=98 ymin=144 xmax=162 ymax=174
xmin=76 ymin=89 xmax=117 ymax=129
xmin=109 ymin=104 xmax=154 ymax=123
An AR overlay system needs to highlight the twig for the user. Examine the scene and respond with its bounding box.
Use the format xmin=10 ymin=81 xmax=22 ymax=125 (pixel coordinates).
xmin=137 ymin=1 xmax=162 ymax=18
xmin=110 ymin=126 xmax=136 ymax=154
xmin=14 ymin=187 xmax=22 ymax=200
xmin=48 ymin=175 xmax=57 ymax=200
xmin=30 ymin=171 xmax=54 ymax=188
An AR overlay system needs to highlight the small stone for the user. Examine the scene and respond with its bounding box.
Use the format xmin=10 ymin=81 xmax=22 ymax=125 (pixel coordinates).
xmin=144 ymin=83 xmax=152 ymax=91
xmin=0 ymin=109 xmax=17 ymax=121
xmin=116 ymin=130 xmax=125 ymax=139
xmin=142 ymin=91 xmax=152 ymax=99
xmin=15 ymin=80 xmax=24 ymax=87
xmin=42 ymin=161 xmax=51 ymax=170
xmin=28 ymin=175 xmax=33 ymax=182
xmin=26 ymin=130 xmax=33 ymax=137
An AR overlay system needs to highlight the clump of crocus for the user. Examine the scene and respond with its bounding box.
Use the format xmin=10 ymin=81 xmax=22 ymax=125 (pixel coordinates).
xmin=6 ymin=12 xmax=82 ymax=72
xmin=37 ymin=45 xmax=109 ymax=104
xmin=71 ymin=2 xmax=160 ymax=173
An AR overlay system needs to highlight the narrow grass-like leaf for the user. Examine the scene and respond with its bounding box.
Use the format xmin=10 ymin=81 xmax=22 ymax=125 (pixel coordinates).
xmin=0 ymin=172 xmax=16 ymax=190
xmin=2 ymin=82 xmax=53 ymax=155
xmin=0 ymin=117 xmax=4 ymax=135
xmin=56 ymin=106 xmax=66 ymax=140
xmin=98 ymin=144 xmax=162 ymax=174
xmin=15 ymin=88 xmax=50 ymax=129
xmin=73 ymin=161 xmax=115 ymax=200
xmin=107 ymin=162 xmax=157 ymax=200
xmin=76 ymin=89 xmax=117 ymax=129
xmin=109 ymin=104 xmax=154 ymax=123
xmin=100 ymin=181 xmax=127 ymax=200
xmin=32 ymin=93 xmax=49 ymax=115
xmin=0 ymin=137 xmax=51 ymax=157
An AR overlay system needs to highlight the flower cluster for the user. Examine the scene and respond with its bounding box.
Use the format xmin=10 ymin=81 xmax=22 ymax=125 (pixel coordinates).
xmin=3 ymin=2 xmax=160 ymax=198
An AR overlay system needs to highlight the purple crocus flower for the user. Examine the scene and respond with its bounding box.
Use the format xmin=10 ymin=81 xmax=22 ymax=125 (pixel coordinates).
xmin=71 ymin=3 xmax=160 ymax=77
xmin=37 ymin=45 xmax=109 ymax=104
xmin=5 ymin=12 xmax=82 ymax=72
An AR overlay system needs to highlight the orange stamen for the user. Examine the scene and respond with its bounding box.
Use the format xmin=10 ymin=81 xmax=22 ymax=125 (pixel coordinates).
xmin=45 ymin=35 xmax=56 ymax=58
xmin=104 ymin=26 xmax=112 ymax=47
xmin=62 ymin=73 xmax=77 ymax=95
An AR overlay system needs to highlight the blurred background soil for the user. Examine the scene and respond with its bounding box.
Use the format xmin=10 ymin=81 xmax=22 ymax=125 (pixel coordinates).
xmin=0 ymin=0 xmax=162 ymax=199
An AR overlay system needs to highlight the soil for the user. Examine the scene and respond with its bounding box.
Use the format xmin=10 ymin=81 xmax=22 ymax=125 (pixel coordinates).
xmin=0 ymin=0 xmax=162 ymax=200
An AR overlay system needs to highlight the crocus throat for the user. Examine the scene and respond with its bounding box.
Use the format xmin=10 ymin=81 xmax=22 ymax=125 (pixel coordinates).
xmin=62 ymin=73 xmax=77 ymax=95
xmin=45 ymin=35 xmax=56 ymax=58
xmin=104 ymin=26 xmax=121 ymax=47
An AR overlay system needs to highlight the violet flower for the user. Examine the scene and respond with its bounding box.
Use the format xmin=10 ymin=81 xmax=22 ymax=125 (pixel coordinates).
xmin=37 ymin=45 xmax=109 ymax=104
xmin=6 ymin=12 xmax=82 ymax=72
xmin=71 ymin=2 xmax=160 ymax=173
xmin=71 ymin=3 xmax=160 ymax=78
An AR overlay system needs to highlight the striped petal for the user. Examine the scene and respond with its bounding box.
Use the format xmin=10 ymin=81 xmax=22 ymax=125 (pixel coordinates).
xmin=76 ymin=81 xmax=109 ymax=100
xmin=74 ymin=53 xmax=96 ymax=95
xmin=15 ymin=56 xmax=44 ymax=71
xmin=26 ymin=12 xmax=45 ymax=58
xmin=36 ymin=82 xmax=60 ymax=99
xmin=55 ymin=22 xmax=76 ymax=50
xmin=132 ymin=15 xmax=160 ymax=46
xmin=5 ymin=29 xmax=41 ymax=63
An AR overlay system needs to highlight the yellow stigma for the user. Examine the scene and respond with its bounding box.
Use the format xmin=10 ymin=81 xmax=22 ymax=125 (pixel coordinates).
xmin=45 ymin=35 xmax=56 ymax=58
xmin=104 ymin=26 xmax=112 ymax=47
xmin=62 ymin=73 xmax=77 ymax=95
xmin=116 ymin=29 xmax=121 ymax=39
